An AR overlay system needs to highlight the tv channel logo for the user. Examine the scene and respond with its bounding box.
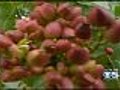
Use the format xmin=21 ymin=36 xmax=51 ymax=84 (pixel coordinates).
xmin=103 ymin=69 xmax=119 ymax=79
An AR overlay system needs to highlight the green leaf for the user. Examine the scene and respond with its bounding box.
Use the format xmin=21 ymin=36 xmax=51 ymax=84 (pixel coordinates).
xmin=105 ymin=79 xmax=120 ymax=90
xmin=0 ymin=2 xmax=34 ymax=30
xmin=0 ymin=81 xmax=4 ymax=90
xmin=114 ymin=5 xmax=120 ymax=17
xmin=23 ymin=75 xmax=46 ymax=90
xmin=75 ymin=2 xmax=93 ymax=15
xmin=91 ymin=46 xmax=104 ymax=58
xmin=0 ymin=2 xmax=16 ymax=30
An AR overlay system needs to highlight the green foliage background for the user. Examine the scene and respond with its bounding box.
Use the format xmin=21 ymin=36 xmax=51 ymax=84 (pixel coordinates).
xmin=0 ymin=1 xmax=120 ymax=90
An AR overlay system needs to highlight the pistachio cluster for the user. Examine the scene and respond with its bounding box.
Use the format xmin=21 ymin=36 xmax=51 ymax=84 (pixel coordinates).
xmin=0 ymin=2 xmax=119 ymax=89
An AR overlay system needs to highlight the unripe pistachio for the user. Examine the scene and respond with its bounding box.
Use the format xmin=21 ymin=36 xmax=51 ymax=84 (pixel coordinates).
xmin=93 ymin=78 xmax=106 ymax=90
xmin=75 ymin=23 xmax=92 ymax=39
xmin=57 ymin=3 xmax=73 ymax=20
xmin=0 ymin=59 xmax=13 ymax=69
xmin=83 ymin=60 xmax=97 ymax=74
xmin=8 ymin=44 xmax=21 ymax=58
xmin=0 ymin=34 xmax=13 ymax=48
xmin=28 ymin=28 xmax=44 ymax=40
xmin=45 ymin=71 xmax=63 ymax=84
xmin=69 ymin=6 xmax=82 ymax=20
xmin=6 ymin=30 xmax=24 ymax=43
xmin=95 ymin=64 xmax=104 ymax=78
xmin=30 ymin=3 xmax=56 ymax=25
xmin=11 ymin=66 xmax=28 ymax=79
xmin=66 ymin=46 xmax=90 ymax=64
xmin=16 ymin=19 xmax=40 ymax=34
xmin=71 ymin=16 xmax=87 ymax=28
xmin=0 ymin=70 xmax=13 ymax=82
xmin=27 ymin=49 xmax=51 ymax=66
xmin=41 ymin=39 xmax=56 ymax=53
xmin=105 ymin=47 xmax=113 ymax=55
xmin=44 ymin=21 xmax=62 ymax=38
xmin=106 ymin=20 xmax=120 ymax=43
xmin=62 ymin=27 xmax=75 ymax=38
xmin=56 ymin=39 xmax=71 ymax=52
xmin=88 ymin=6 xmax=115 ymax=27
xmin=59 ymin=77 xmax=74 ymax=89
